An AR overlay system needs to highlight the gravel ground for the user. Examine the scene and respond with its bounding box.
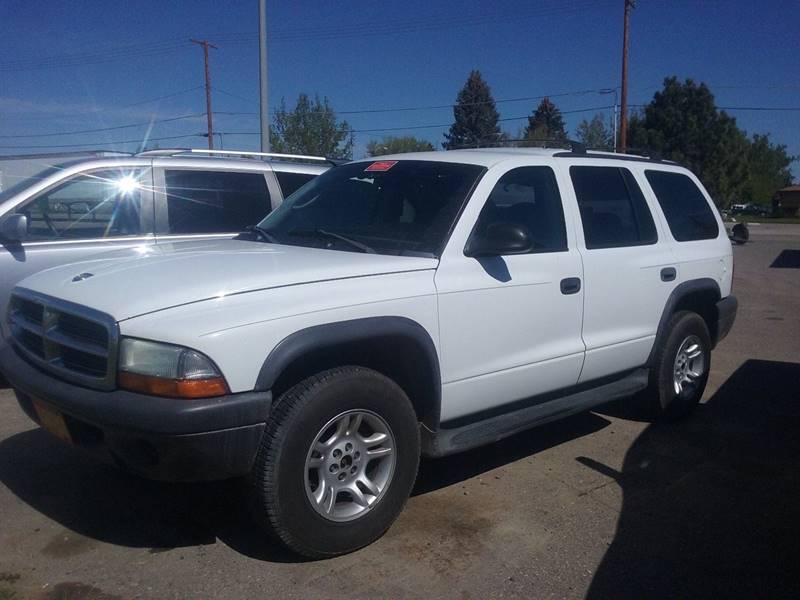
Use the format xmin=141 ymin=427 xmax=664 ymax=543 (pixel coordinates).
xmin=0 ymin=230 xmax=798 ymax=600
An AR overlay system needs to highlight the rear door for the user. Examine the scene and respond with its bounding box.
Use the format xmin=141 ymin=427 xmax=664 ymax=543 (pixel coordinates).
xmin=435 ymin=161 xmax=585 ymax=422
xmin=153 ymin=168 xmax=274 ymax=242
xmin=561 ymin=162 xmax=678 ymax=382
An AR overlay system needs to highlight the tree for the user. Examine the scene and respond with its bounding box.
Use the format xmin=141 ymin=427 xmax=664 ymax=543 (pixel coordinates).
xmin=575 ymin=113 xmax=613 ymax=150
xmin=524 ymin=97 xmax=567 ymax=143
xmin=443 ymin=70 xmax=501 ymax=149
xmin=740 ymin=134 xmax=794 ymax=204
xmin=270 ymin=93 xmax=353 ymax=159
xmin=366 ymin=136 xmax=434 ymax=156
xmin=627 ymin=77 xmax=749 ymax=206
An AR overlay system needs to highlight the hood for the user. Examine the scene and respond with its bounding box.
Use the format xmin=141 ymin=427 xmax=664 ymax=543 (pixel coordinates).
xmin=16 ymin=239 xmax=438 ymax=321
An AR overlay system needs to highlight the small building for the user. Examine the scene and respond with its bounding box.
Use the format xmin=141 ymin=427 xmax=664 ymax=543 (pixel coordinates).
xmin=773 ymin=185 xmax=800 ymax=218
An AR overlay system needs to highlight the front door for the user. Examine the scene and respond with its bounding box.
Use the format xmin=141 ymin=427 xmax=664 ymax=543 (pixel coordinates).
xmin=435 ymin=164 xmax=585 ymax=423
xmin=0 ymin=167 xmax=155 ymax=338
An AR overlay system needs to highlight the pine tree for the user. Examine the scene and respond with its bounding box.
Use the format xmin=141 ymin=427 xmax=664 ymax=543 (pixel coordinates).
xmin=524 ymin=98 xmax=567 ymax=142
xmin=443 ymin=70 xmax=501 ymax=149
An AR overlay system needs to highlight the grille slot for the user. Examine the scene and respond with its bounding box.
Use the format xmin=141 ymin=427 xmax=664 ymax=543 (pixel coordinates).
xmin=8 ymin=290 xmax=117 ymax=390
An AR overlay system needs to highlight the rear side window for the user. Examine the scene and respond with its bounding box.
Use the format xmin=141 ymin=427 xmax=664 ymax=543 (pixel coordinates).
xmin=275 ymin=171 xmax=315 ymax=198
xmin=570 ymin=166 xmax=657 ymax=249
xmin=472 ymin=166 xmax=567 ymax=253
xmin=164 ymin=170 xmax=270 ymax=234
xmin=645 ymin=170 xmax=719 ymax=241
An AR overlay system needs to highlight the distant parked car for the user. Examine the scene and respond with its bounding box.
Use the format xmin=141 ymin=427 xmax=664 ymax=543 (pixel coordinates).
xmin=0 ymin=148 xmax=330 ymax=343
xmin=730 ymin=202 xmax=769 ymax=217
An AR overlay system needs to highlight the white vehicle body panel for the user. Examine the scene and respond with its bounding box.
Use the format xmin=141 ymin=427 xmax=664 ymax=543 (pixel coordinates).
xmin=434 ymin=157 xmax=586 ymax=421
xmin=8 ymin=148 xmax=735 ymax=426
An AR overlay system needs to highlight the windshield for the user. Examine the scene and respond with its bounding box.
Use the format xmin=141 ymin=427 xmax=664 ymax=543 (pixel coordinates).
xmin=257 ymin=160 xmax=485 ymax=257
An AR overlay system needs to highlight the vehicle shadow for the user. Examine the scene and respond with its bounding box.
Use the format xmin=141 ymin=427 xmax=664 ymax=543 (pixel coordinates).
xmin=586 ymin=359 xmax=800 ymax=599
xmin=0 ymin=396 xmax=611 ymax=562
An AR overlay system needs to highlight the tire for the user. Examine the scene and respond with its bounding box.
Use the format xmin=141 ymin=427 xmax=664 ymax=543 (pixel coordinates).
xmin=249 ymin=366 xmax=420 ymax=558
xmin=641 ymin=311 xmax=711 ymax=421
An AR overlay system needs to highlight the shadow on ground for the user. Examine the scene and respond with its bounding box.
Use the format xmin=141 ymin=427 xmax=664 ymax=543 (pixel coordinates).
xmin=0 ymin=394 xmax=610 ymax=563
xmin=588 ymin=359 xmax=800 ymax=599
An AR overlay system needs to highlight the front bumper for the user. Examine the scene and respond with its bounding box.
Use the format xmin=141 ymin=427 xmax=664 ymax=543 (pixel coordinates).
xmin=0 ymin=343 xmax=271 ymax=482
xmin=715 ymin=295 xmax=738 ymax=345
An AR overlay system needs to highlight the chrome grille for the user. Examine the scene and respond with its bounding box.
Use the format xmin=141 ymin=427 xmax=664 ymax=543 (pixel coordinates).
xmin=7 ymin=289 xmax=118 ymax=390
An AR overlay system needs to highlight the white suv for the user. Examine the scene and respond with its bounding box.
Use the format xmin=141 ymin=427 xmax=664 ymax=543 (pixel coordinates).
xmin=0 ymin=147 xmax=737 ymax=558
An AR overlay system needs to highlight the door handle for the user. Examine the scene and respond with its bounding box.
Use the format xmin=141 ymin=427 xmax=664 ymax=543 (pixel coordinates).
xmin=560 ymin=277 xmax=581 ymax=295
xmin=660 ymin=267 xmax=677 ymax=282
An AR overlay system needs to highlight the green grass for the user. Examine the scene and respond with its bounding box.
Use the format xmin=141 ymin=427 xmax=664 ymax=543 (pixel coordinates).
xmin=734 ymin=215 xmax=800 ymax=224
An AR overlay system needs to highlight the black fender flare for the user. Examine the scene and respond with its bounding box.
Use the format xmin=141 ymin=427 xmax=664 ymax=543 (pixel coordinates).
xmin=647 ymin=278 xmax=722 ymax=366
xmin=254 ymin=316 xmax=442 ymax=429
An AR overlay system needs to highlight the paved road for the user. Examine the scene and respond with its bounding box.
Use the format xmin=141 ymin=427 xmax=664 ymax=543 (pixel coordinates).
xmin=1 ymin=232 xmax=798 ymax=600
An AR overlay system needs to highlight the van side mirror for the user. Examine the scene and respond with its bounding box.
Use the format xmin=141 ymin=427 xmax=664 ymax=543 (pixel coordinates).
xmin=464 ymin=222 xmax=532 ymax=258
xmin=0 ymin=213 xmax=28 ymax=242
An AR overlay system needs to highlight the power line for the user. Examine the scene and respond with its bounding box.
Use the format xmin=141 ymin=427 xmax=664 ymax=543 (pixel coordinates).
xmin=0 ymin=114 xmax=206 ymax=139
xmin=0 ymin=1 xmax=611 ymax=72
xmin=0 ymin=133 xmax=206 ymax=150
xmin=213 ymin=86 xmax=617 ymax=116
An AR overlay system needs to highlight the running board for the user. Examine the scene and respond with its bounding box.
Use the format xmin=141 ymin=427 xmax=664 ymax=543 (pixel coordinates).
xmin=421 ymin=368 xmax=649 ymax=457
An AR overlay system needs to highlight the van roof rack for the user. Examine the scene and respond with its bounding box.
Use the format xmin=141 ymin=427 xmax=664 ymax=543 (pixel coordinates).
xmin=135 ymin=148 xmax=343 ymax=166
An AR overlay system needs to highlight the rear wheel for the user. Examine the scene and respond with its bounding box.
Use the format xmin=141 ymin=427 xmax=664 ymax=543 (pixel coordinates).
xmin=249 ymin=366 xmax=420 ymax=558
xmin=642 ymin=311 xmax=711 ymax=420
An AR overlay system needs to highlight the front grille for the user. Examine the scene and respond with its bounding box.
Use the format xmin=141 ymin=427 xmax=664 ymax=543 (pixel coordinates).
xmin=7 ymin=289 xmax=118 ymax=390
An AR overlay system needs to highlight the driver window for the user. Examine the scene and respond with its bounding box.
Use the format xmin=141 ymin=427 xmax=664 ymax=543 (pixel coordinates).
xmin=20 ymin=170 xmax=144 ymax=242
xmin=472 ymin=166 xmax=568 ymax=253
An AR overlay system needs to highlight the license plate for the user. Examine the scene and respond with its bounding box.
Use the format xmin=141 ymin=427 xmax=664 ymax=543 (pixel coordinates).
xmin=31 ymin=398 xmax=72 ymax=444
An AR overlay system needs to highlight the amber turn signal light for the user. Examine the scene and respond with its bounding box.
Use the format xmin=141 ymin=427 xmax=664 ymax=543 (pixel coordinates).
xmin=118 ymin=371 xmax=229 ymax=399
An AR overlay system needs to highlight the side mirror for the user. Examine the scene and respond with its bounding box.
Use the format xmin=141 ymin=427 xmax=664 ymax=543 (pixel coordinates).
xmin=0 ymin=213 xmax=27 ymax=242
xmin=464 ymin=222 xmax=532 ymax=258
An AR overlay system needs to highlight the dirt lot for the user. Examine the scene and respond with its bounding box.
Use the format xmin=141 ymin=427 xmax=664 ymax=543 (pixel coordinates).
xmin=1 ymin=226 xmax=798 ymax=600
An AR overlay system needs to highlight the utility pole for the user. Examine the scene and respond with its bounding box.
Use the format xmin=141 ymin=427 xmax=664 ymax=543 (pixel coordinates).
xmin=259 ymin=0 xmax=270 ymax=152
xmin=618 ymin=0 xmax=635 ymax=153
xmin=190 ymin=39 xmax=218 ymax=150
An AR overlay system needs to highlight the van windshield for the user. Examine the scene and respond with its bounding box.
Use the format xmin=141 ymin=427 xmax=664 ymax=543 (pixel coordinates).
xmin=257 ymin=160 xmax=485 ymax=257
xmin=0 ymin=160 xmax=84 ymax=205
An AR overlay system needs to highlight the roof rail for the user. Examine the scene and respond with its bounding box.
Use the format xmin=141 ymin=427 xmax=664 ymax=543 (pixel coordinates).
xmin=136 ymin=147 xmax=343 ymax=166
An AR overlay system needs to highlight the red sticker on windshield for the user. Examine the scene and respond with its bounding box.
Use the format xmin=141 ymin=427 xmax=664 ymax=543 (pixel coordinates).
xmin=365 ymin=160 xmax=398 ymax=172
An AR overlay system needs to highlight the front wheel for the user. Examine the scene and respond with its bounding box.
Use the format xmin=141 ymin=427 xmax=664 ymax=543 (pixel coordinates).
xmin=641 ymin=311 xmax=711 ymax=420
xmin=249 ymin=366 xmax=420 ymax=558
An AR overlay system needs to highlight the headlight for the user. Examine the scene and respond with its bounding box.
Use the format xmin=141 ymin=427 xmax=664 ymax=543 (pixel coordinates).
xmin=118 ymin=338 xmax=229 ymax=399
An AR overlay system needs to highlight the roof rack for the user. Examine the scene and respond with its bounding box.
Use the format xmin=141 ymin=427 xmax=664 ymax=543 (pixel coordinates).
xmin=0 ymin=150 xmax=132 ymax=160
xmin=135 ymin=147 xmax=343 ymax=166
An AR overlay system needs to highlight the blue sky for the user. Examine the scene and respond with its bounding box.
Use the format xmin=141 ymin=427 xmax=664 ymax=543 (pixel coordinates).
xmin=0 ymin=0 xmax=798 ymax=177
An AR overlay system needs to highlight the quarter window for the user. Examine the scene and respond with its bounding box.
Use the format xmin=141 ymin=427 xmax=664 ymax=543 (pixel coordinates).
xmin=472 ymin=167 xmax=568 ymax=253
xmin=275 ymin=171 xmax=315 ymax=198
xmin=645 ymin=170 xmax=719 ymax=241
xmin=20 ymin=170 xmax=144 ymax=241
xmin=570 ymin=166 xmax=657 ymax=249
xmin=164 ymin=170 xmax=271 ymax=234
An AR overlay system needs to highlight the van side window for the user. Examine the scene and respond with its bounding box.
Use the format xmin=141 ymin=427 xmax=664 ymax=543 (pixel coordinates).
xmin=20 ymin=170 xmax=144 ymax=241
xmin=275 ymin=171 xmax=315 ymax=198
xmin=164 ymin=170 xmax=271 ymax=234
xmin=570 ymin=166 xmax=658 ymax=249
xmin=645 ymin=170 xmax=720 ymax=241
xmin=471 ymin=166 xmax=568 ymax=253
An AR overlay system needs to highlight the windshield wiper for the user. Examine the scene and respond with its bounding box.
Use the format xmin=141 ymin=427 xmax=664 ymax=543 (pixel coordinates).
xmin=289 ymin=228 xmax=376 ymax=254
xmin=240 ymin=225 xmax=279 ymax=243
